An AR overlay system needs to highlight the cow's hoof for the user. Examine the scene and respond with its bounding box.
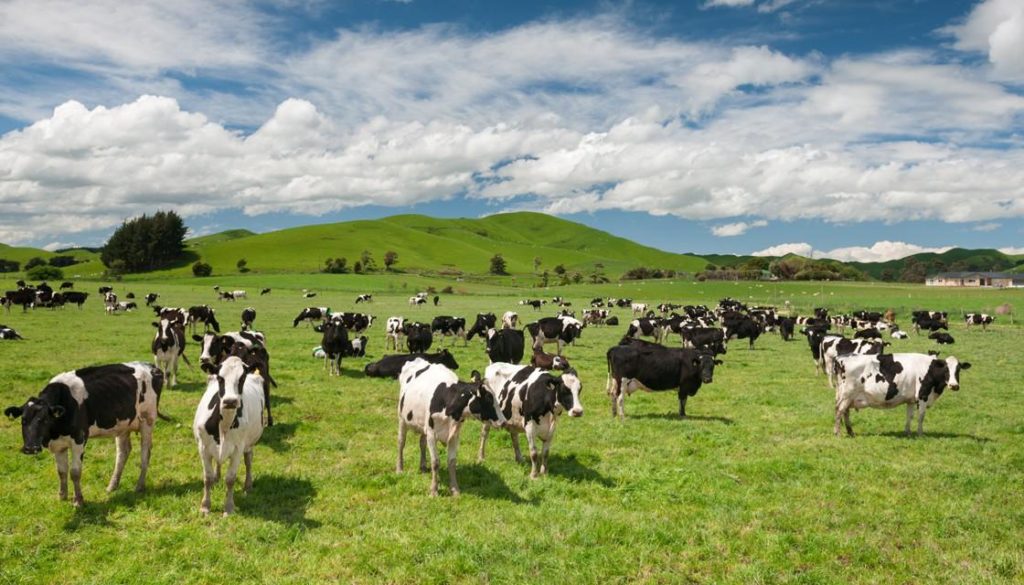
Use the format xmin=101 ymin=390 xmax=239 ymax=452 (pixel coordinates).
xmin=200 ymin=506 xmax=210 ymax=515
xmin=73 ymin=498 xmax=84 ymax=508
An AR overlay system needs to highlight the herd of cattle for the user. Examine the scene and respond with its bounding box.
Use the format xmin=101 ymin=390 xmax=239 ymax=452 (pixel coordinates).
xmin=1 ymin=281 xmax=997 ymax=511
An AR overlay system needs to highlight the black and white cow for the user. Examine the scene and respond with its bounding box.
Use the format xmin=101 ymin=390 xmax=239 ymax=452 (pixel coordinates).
xmin=396 ymin=360 xmax=505 ymax=496
xmin=834 ymin=353 xmax=971 ymax=437
xmin=479 ymin=364 xmax=582 ymax=478
xmin=364 ymin=350 xmax=459 ymax=378
xmin=152 ymin=318 xmax=188 ymax=388
xmin=193 ymin=356 xmax=265 ymax=515
xmin=681 ymin=327 xmax=728 ymax=356
xmin=485 ymin=328 xmax=525 ymax=364
xmin=430 ymin=316 xmax=466 ymax=346
xmin=385 ymin=316 xmax=405 ymax=351
xmin=631 ymin=303 xmax=649 ymax=316
xmin=319 ymin=320 xmax=350 ymax=376
xmin=193 ymin=331 xmax=275 ymax=426
xmin=606 ymin=340 xmax=721 ymax=419
xmin=240 ymin=307 xmax=256 ymax=331
xmin=408 ymin=295 xmax=427 ymax=307
xmin=466 ymin=313 xmax=497 ymax=340
xmin=526 ymin=317 xmax=581 ymax=355
xmin=822 ymin=337 xmax=887 ymax=388
xmin=5 ymin=363 xmax=162 ymax=506
xmin=333 ymin=312 xmax=374 ymax=333
xmin=502 ymin=311 xmax=518 ymax=329
xmin=520 ymin=299 xmax=544 ymax=310
xmin=144 ymin=293 xmax=159 ymax=306
xmin=1 ymin=324 xmax=23 ymax=339
xmin=293 ymin=307 xmax=329 ymax=327
xmin=98 ymin=286 xmax=114 ymax=295
xmin=405 ymin=322 xmax=433 ymax=353
xmin=187 ymin=305 xmax=221 ymax=334
xmin=964 ymin=313 xmax=994 ymax=331
xmin=355 ymin=294 xmax=373 ymax=303
xmin=626 ymin=318 xmax=663 ymax=344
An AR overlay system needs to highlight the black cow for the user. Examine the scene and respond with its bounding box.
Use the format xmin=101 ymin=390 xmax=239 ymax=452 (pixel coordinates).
xmin=260 ymin=288 xmax=272 ymax=296
xmin=431 ymin=316 xmax=467 ymax=346
xmin=241 ymin=307 xmax=256 ymax=331
xmin=144 ymin=293 xmax=159 ymax=306
xmin=723 ymin=317 xmax=762 ymax=349
xmin=682 ymin=328 xmax=727 ymax=355
xmin=4 ymin=363 xmax=163 ymax=506
xmin=4 ymin=289 xmax=35 ymax=312
xmin=466 ymin=313 xmax=497 ymax=341
xmin=405 ymin=322 xmax=433 ymax=353
xmin=293 ymin=307 xmax=329 ymax=327
xmin=779 ymin=317 xmax=795 ymax=341
xmin=605 ymin=316 xmax=619 ymax=326
xmin=319 ymin=320 xmax=349 ymax=376
xmin=485 ymin=329 xmax=525 ymax=364
xmin=98 ymin=286 xmax=113 ymax=295
xmin=59 ymin=281 xmax=74 ymax=290
xmin=55 ymin=291 xmax=86 ymax=309
xmin=363 ymin=350 xmax=459 ymax=378
xmin=914 ymin=318 xmax=948 ymax=334
xmin=854 ymin=328 xmax=882 ymax=340
xmin=930 ymin=332 xmax=955 ymax=345
xmin=607 ymin=339 xmax=721 ymax=419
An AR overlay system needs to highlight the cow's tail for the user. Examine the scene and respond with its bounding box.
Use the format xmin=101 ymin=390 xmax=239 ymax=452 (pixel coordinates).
xmin=150 ymin=368 xmax=173 ymax=421
xmin=180 ymin=351 xmax=193 ymax=369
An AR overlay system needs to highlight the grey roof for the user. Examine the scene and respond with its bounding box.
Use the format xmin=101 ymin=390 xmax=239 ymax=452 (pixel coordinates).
xmin=928 ymin=272 xmax=1022 ymax=279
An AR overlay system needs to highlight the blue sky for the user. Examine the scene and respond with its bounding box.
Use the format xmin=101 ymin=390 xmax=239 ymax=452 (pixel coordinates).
xmin=0 ymin=0 xmax=1021 ymax=261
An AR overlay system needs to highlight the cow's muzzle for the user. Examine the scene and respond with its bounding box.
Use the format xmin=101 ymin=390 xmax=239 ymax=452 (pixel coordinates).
xmin=949 ymin=384 xmax=960 ymax=391
xmin=221 ymin=398 xmax=239 ymax=410
xmin=21 ymin=445 xmax=42 ymax=455
xmin=569 ymin=408 xmax=583 ymax=418
xmin=702 ymin=376 xmax=713 ymax=384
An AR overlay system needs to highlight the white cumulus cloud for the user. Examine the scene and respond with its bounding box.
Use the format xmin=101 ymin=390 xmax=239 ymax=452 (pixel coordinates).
xmin=712 ymin=220 xmax=768 ymax=237
xmin=944 ymin=0 xmax=1024 ymax=79
xmin=753 ymin=241 xmax=955 ymax=262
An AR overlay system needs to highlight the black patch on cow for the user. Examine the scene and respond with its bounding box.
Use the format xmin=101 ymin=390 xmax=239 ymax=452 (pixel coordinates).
xmin=918 ymin=359 xmax=949 ymax=402
xmin=406 ymin=410 xmax=413 ymax=422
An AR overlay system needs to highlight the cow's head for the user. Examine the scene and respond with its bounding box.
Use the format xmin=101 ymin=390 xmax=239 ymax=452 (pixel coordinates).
xmin=210 ymin=356 xmax=251 ymax=414
xmin=552 ymin=368 xmax=583 ymax=417
xmin=694 ymin=352 xmax=723 ymax=384
xmin=5 ymin=390 xmax=67 ymax=455
xmin=437 ymin=349 xmax=459 ymax=370
xmin=945 ymin=356 xmax=971 ymax=391
xmin=192 ymin=332 xmax=226 ymax=365
xmin=465 ymin=370 xmax=507 ymax=428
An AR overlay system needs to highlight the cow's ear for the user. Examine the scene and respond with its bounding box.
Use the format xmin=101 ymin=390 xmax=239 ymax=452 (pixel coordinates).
xmin=4 ymin=406 xmax=23 ymax=419
xmin=714 ymin=359 xmax=724 ymax=366
xmin=49 ymin=405 xmax=65 ymax=418
xmin=151 ymin=322 xmax=160 ymax=328
xmin=470 ymin=370 xmax=481 ymax=383
xmin=960 ymin=362 xmax=972 ymax=370
xmin=192 ymin=334 xmax=203 ymax=342
xmin=201 ymin=363 xmax=218 ymax=375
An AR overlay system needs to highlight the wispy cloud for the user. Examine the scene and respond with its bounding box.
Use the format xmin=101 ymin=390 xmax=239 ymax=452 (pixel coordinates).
xmin=753 ymin=241 xmax=955 ymax=262
xmin=712 ymin=220 xmax=768 ymax=237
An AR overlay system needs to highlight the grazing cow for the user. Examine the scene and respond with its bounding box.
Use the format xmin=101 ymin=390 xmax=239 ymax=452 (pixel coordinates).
xmin=231 ymin=290 xmax=246 ymax=300
xmin=526 ymin=317 xmax=581 ymax=355
xmin=144 ymin=293 xmax=159 ymax=306
xmin=723 ymin=317 xmax=762 ymax=350
xmin=385 ymin=316 xmax=405 ymax=351
xmin=913 ymin=315 xmax=948 ymax=334
xmin=779 ymin=317 xmax=796 ymax=341
xmin=530 ymin=347 xmax=569 ymax=370
xmin=466 ymin=313 xmax=497 ymax=341
xmin=56 ymin=291 xmax=87 ymax=309
xmin=834 ymin=353 xmax=971 ymax=436
xmin=408 ymin=296 xmax=427 ymax=307
xmin=1 ymin=325 xmax=24 ymax=339
xmin=964 ymin=313 xmax=994 ymax=331
xmin=240 ymin=307 xmax=256 ymax=331
xmin=152 ymin=318 xmax=188 ymax=388
xmin=430 ymin=316 xmax=467 ymax=347
xmin=319 ymin=320 xmax=349 ymax=376
xmin=59 ymin=281 xmax=74 ymax=290
xmin=219 ymin=291 xmax=235 ymax=302
xmin=260 ymin=288 xmax=271 ymax=296
xmin=193 ymin=357 xmax=265 ymax=515
xmin=478 ymin=364 xmax=582 ymax=478
xmin=521 ymin=299 xmax=543 ymax=310
xmin=355 ymin=294 xmax=373 ymax=304
xmin=5 ymin=363 xmax=162 ymax=506
xmin=626 ymin=318 xmax=663 ymax=344
xmin=930 ymin=332 xmax=955 ymax=345
xmin=187 ymin=305 xmax=221 ymax=334
xmin=485 ymin=328 xmax=525 ymax=364
xmin=502 ymin=311 xmax=518 ymax=330
xmin=631 ymin=303 xmax=648 ymax=316
xmin=606 ymin=340 xmax=721 ymax=419
xmin=293 ymin=307 xmax=330 ymax=327
xmin=331 ymin=312 xmax=374 ymax=333
xmin=405 ymin=322 xmax=433 ymax=353
xmin=397 ymin=361 xmax=505 ymax=496
xmin=364 ymin=349 xmax=459 ymax=378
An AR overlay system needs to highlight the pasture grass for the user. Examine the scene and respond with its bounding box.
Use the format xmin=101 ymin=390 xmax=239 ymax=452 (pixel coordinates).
xmin=1 ymin=276 xmax=1022 ymax=584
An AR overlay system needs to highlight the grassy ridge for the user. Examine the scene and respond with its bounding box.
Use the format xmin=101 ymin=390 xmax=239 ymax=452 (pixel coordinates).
xmin=0 ymin=275 xmax=1022 ymax=584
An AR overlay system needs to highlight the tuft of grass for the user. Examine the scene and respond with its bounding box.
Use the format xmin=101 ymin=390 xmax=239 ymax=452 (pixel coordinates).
xmin=0 ymin=276 xmax=1022 ymax=584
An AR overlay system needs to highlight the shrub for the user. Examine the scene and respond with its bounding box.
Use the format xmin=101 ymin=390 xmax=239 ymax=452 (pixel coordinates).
xmin=25 ymin=257 xmax=47 ymax=270
xmin=192 ymin=261 xmax=213 ymax=277
xmin=26 ymin=265 xmax=64 ymax=280
xmin=48 ymin=255 xmax=77 ymax=267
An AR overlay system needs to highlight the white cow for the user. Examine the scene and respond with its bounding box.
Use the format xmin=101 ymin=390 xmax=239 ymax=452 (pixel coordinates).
xmin=385 ymin=316 xmax=405 ymax=351
xmin=193 ymin=357 xmax=265 ymax=515
xmin=631 ymin=303 xmax=648 ymax=316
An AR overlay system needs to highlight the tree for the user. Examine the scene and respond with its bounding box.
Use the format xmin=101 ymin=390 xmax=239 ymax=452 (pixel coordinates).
xmin=102 ymin=210 xmax=187 ymax=272
xmin=489 ymin=254 xmax=508 ymax=275
xmin=323 ymin=257 xmax=348 ymax=274
xmin=541 ymin=270 xmax=549 ymax=287
xmin=360 ymin=250 xmax=376 ymax=272
xmin=105 ymin=259 xmax=127 ymax=279
xmin=589 ymin=262 xmax=608 ymax=284
xmin=192 ymin=261 xmax=212 ymax=277
xmin=384 ymin=250 xmax=398 ymax=271
xmin=553 ymin=264 xmax=566 ymax=276
xmin=48 ymin=255 xmax=77 ymax=267
xmin=704 ymin=263 xmax=718 ymax=272
xmin=571 ymin=272 xmax=583 ymax=284
xmin=27 ymin=265 xmax=63 ymax=280
xmin=25 ymin=257 xmax=47 ymax=270
xmin=899 ymin=258 xmax=926 ymax=283
xmin=354 ymin=261 xmax=363 ymax=274
xmin=879 ymin=269 xmax=895 ymax=282
xmin=236 ymin=258 xmax=249 ymax=273
xmin=533 ymin=256 xmax=542 ymax=272
xmin=0 ymin=259 xmax=20 ymax=273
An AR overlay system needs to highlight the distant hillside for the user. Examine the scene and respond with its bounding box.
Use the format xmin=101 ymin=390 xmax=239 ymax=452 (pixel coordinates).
xmin=849 ymin=248 xmax=1018 ymax=279
xmin=172 ymin=212 xmax=708 ymax=277
xmin=0 ymin=243 xmax=103 ymax=275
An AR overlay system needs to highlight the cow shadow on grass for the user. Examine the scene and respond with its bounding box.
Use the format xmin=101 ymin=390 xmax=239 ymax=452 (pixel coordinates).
xmin=261 ymin=421 xmax=299 ymax=452
xmin=545 ymin=453 xmax=615 ymax=487
xmin=632 ymin=413 xmax=734 ymax=425
xmin=64 ymin=478 xmax=195 ymax=531
xmin=241 ymin=474 xmax=320 ymax=527
xmin=457 ymin=464 xmax=538 ymax=505
xmin=875 ymin=430 xmax=992 ymax=442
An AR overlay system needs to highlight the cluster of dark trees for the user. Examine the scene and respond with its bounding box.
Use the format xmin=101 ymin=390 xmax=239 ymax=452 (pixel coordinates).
xmin=323 ymin=250 xmax=399 ymax=274
xmin=101 ymin=211 xmax=187 ymax=272
xmin=621 ymin=267 xmax=679 ymax=281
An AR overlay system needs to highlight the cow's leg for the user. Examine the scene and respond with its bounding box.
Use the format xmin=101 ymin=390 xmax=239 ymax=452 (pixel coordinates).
xmin=616 ymin=388 xmax=626 ymax=421
xmin=904 ymin=403 xmax=914 ymax=436
xmin=200 ymin=446 xmax=215 ymax=514
xmin=843 ymin=409 xmax=853 ymax=436
xmin=54 ymin=450 xmax=69 ymax=500
xmin=525 ymin=424 xmax=540 ymax=478
xmin=426 ymin=433 xmax=441 ymax=496
xmin=70 ymin=442 xmax=85 ymax=506
xmin=510 ymin=429 xmax=523 ymax=463
xmin=477 ymin=424 xmax=490 ymax=462
xmin=916 ymin=404 xmax=927 ymax=437
xmin=396 ymin=422 xmax=407 ymax=472
xmin=171 ymin=356 xmax=179 ymax=388
xmin=263 ymin=380 xmax=273 ymax=427
xmin=243 ymin=449 xmax=254 ymax=493
xmin=446 ymin=432 xmax=461 ymax=496
xmin=136 ymin=422 xmax=153 ymax=492
xmin=419 ymin=434 xmax=428 ymax=472
xmin=223 ymin=451 xmax=243 ymax=516
xmin=107 ymin=434 xmax=131 ymax=492
xmin=678 ymin=392 xmax=688 ymax=418
xmin=540 ymin=424 xmax=555 ymax=475
xmin=607 ymin=375 xmax=618 ymax=418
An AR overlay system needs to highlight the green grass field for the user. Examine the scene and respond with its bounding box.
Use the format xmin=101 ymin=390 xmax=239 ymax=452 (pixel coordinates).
xmin=1 ymin=276 xmax=1022 ymax=584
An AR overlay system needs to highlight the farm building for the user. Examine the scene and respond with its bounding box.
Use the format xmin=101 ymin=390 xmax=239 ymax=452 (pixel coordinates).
xmin=925 ymin=271 xmax=1024 ymax=287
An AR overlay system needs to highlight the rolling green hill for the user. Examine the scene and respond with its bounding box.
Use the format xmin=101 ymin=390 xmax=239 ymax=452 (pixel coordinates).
xmin=175 ymin=212 xmax=708 ymax=278
xmin=849 ymin=248 xmax=1017 ymax=279
xmin=0 ymin=243 xmax=103 ymax=276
